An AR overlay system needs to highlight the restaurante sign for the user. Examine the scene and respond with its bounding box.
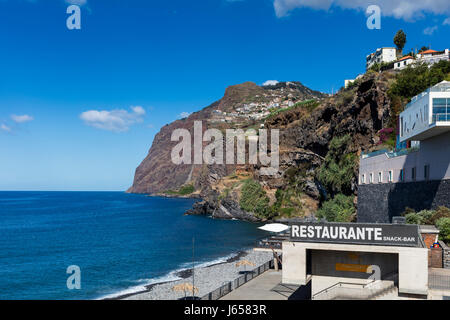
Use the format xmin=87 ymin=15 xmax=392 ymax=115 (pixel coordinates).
xmin=290 ymin=222 xmax=419 ymax=247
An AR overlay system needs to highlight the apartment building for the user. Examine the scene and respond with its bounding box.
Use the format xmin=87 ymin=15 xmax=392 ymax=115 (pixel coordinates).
xmin=358 ymin=81 xmax=450 ymax=223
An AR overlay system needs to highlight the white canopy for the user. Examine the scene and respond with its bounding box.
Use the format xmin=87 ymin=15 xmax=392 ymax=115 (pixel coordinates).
xmin=258 ymin=223 xmax=289 ymax=233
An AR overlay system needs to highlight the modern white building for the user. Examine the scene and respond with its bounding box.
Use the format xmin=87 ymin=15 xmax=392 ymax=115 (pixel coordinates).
xmin=400 ymin=81 xmax=450 ymax=142
xmin=358 ymin=81 xmax=450 ymax=223
xmin=366 ymin=47 xmax=397 ymax=70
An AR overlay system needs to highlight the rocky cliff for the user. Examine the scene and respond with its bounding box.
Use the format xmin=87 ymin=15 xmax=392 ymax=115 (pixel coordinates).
xmin=128 ymin=73 xmax=394 ymax=222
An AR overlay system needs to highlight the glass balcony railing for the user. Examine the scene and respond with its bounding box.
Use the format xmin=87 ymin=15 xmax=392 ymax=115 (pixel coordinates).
xmin=430 ymin=83 xmax=450 ymax=93
xmin=432 ymin=113 xmax=450 ymax=123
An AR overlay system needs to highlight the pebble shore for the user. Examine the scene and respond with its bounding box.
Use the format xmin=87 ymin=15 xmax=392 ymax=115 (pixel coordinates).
xmin=117 ymin=250 xmax=274 ymax=300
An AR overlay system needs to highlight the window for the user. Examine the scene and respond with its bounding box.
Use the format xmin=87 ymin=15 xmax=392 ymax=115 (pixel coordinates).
xmin=424 ymin=165 xmax=430 ymax=180
xmin=400 ymin=117 xmax=404 ymax=137
xmin=412 ymin=167 xmax=416 ymax=181
xmin=399 ymin=169 xmax=404 ymax=182
xmin=378 ymin=172 xmax=382 ymax=183
xmin=361 ymin=174 xmax=365 ymax=184
xmin=433 ymin=98 xmax=449 ymax=122
xmin=369 ymin=173 xmax=373 ymax=184
xmin=389 ymin=170 xmax=394 ymax=182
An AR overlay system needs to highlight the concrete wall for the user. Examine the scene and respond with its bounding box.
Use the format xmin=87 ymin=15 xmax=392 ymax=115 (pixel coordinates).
xmin=282 ymin=242 xmax=428 ymax=296
xmin=357 ymin=179 xmax=450 ymax=223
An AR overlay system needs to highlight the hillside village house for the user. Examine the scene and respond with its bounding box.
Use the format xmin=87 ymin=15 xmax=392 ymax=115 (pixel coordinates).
xmin=394 ymin=49 xmax=449 ymax=70
xmin=366 ymin=47 xmax=397 ymax=70
xmin=394 ymin=56 xmax=415 ymax=70
xmin=358 ymin=81 xmax=450 ymax=223
xmin=417 ymin=49 xmax=450 ymax=65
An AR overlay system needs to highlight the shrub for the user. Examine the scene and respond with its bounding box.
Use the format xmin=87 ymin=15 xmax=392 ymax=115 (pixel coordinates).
xmin=436 ymin=218 xmax=450 ymax=244
xmin=405 ymin=209 xmax=434 ymax=225
xmin=389 ymin=60 xmax=450 ymax=101
xmin=318 ymin=135 xmax=357 ymax=196
xmin=316 ymin=194 xmax=355 ymax=222
xmin=405 ymin=212 xmax=422 ymax=225
xmin=164 ymin=184 xmax=195 ymax=196
xmin=239 ymin=179 xmax=270 ymax=218
xmin=402 ymin=207 xmax=416 ymax=216
xmin=178 ymin=184 xmax=195 ymax=195
xmin=432 ymin=206 xmax=450 ymax=222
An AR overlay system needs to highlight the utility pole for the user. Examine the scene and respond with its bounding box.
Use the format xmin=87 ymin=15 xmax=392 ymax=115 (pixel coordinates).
xmin=192 ymin=237 xmax=195 ymax=298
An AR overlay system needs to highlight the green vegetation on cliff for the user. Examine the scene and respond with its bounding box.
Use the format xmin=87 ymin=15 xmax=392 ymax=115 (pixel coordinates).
xmin=389 ymin=60 xmax=450 ymax=101
xmin=239 ymin=179 xmax=270 ymax=218
xmin=163 ymin=184 xmax=195 ymax=196
xmin=318 ymin=135 xmax=357 ymax=197
xmin=316 ymin=194 xmax=356 ymax=222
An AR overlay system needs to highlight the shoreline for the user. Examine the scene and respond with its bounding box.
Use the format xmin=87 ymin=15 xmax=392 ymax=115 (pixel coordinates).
xmin=103 ymin=249 xmax=273 ymax=300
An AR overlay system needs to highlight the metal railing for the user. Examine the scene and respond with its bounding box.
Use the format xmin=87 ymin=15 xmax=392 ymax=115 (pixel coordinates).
xmin=201 ymin=259 xmax=275 ymax=300
xmin=429 ymin=271 xmax=450 ymax=290
xmin=312 ymin=272 xmax=399 ymax=300
xmin=432 ymin=113 xmax=450 ymax=123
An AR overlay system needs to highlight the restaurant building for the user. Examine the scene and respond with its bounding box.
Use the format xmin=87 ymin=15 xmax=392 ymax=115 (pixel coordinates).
xmin=281 ymin=222 xmax=429 ymax=299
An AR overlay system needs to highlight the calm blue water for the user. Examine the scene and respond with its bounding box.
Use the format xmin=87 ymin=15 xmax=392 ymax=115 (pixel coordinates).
xmin=0 ymin=192 xmax=267 ymax=300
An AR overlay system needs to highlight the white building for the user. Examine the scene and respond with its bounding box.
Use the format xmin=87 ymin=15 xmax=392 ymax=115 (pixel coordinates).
xmin=393 ymin=49 xmax=449 ymax=71
xmin=366 ymin=47 xmax=397 ymax=70
xmin=400 ymin=81 xmax=450 ymax=142
xmin=394 ymin=55 xmax=415 ymax=70
xmin=417 ymin=49 xmax=450 ymax=65
xmin=358 ymin=81 xmax=450 ymax=223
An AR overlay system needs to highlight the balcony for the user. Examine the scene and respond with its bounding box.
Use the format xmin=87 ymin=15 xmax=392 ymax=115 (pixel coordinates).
xmin=432 ymin=113 xmax=450 ymax=123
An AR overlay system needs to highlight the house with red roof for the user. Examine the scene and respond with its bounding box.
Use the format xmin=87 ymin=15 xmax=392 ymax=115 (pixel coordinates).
xmin=394 ymin=55 xmax=415 ymax=70
xmin=417 ymin=48 xmax=449 ymax=65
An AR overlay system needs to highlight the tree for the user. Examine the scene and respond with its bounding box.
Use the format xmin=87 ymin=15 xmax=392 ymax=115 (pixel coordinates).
xmin=318 ymin=135 xmax=357 ymax=197
xmin=394 ymin=30 xmax=407 ymax=56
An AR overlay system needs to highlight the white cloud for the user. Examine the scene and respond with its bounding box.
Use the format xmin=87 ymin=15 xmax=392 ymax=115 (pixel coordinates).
xmin=80 ymin=106 xmax=146 ymax=132
xmin=444 ymin=17 xmax=450 ymax=25
xmin=65 ymin=0 xmax=87 ymax=6
xmin=262 ymin=80 xmax=280 ymax=86
xmin=178 ymin=112 xmax=191 ymax=119
xmin=273 ymin=0 xmax=450 ymax=21
xmin=11 ymin=114 xmax=34 ymax=123
xmin=1 ymin=124 xmax=12 ymax=133
xmin=423 ymin=25 xmax=438 ymax=35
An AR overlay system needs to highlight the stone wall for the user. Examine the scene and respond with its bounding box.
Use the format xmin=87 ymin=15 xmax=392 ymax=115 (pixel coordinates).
xmin=357 ymin=179 xmax=450 ymax=223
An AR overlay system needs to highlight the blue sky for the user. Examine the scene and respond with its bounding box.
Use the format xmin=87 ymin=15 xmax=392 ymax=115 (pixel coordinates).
xmin=0 ymin=0 xmax=449 ymax=191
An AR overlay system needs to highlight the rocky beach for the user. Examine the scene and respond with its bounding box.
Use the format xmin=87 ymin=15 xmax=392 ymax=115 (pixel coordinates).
xmin=113 ymin=250 xmax=274 ymax=300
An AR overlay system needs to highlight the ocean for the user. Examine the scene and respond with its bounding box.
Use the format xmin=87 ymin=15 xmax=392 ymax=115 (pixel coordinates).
xmin=0 ymin=191 xmax=268 ymax=300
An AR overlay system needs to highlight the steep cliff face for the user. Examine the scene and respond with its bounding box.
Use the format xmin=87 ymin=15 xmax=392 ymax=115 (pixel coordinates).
xmin=128 ymin=73 xmax=394 ymax=221
xmin=127 ymin=81 xmax=327 ymax=195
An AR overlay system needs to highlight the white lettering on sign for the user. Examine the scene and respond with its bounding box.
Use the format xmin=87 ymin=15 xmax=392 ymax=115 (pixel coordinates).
xmin=292 ymin=226 xmax=397 ymax=242
xmin=292 ymin=225 xmax=300 ymax=238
